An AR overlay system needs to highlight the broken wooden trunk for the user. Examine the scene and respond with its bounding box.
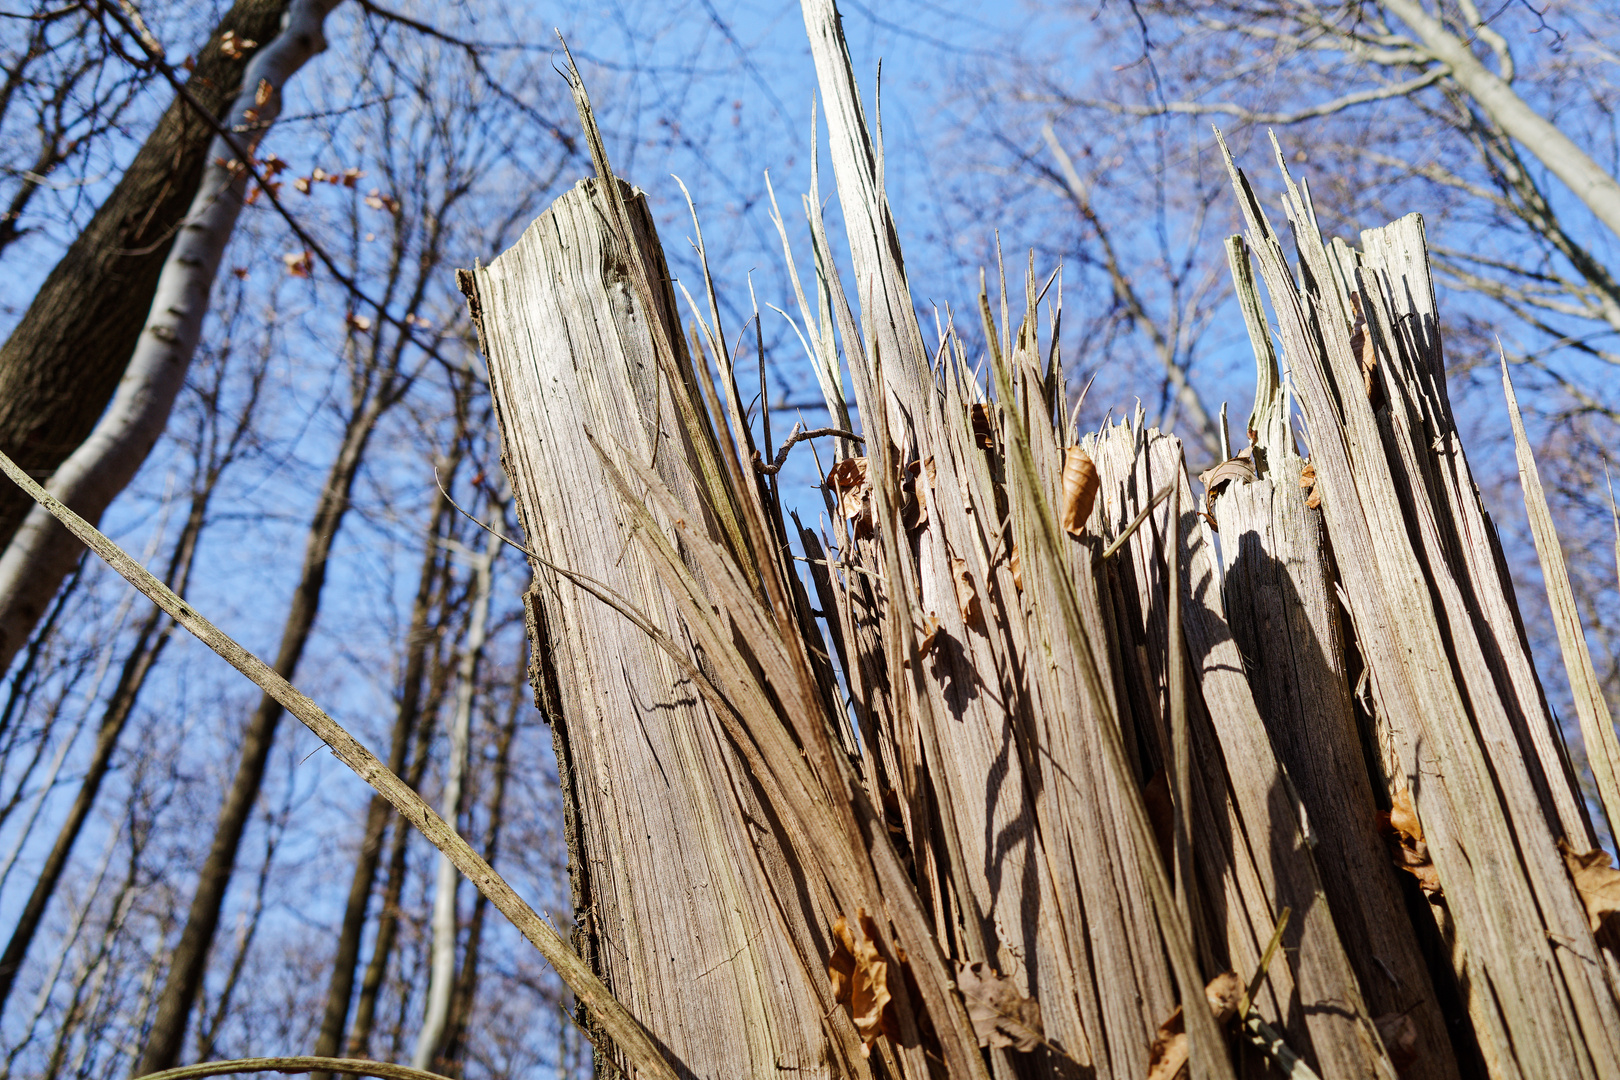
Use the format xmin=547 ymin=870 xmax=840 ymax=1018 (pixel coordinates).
xmin=456 ymin=9 xmax=1620 ymax=1078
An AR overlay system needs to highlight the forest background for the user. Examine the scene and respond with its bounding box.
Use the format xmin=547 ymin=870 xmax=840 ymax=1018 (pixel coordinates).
xmin=0 ymin=1 xmax=1616 ymax=1077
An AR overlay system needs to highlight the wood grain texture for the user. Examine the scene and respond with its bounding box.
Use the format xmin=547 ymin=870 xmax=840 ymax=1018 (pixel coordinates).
xmin=1217 ymin=132 xmax=1620 ymax=1079
xmin=470 ymin=178 xmax=842 ymax=1079
xmin=1089 ymin=419 xmax=1395 ymax=1080
xmin=1214 ymin=456 xmax=1455 ymax=1080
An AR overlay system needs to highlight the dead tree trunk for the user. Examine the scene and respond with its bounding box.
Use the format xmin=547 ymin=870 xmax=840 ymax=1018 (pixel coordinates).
xmin=463 ymin=176 xmax=843 ymax=1078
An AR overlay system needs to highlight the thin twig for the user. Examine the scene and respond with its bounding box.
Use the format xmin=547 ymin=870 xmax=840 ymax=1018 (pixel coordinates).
xmin=1238 ymin=906 xmax=1290 ymax=1018
xmin=1101 ymin=481 xmax=1175 ymax=560
xmin=752 ymin=426 xmax=864 ymax=475
xmin=0 ymin=449 xmax=678 ymax=1080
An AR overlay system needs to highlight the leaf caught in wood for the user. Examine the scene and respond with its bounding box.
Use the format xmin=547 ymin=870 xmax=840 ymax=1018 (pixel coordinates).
xmin=954 ymin=961 xmax=1043 ymax=1051
xmin=1378 ymin=789 xmax=1442 ymax=900
xmin=1351 ymin=293 xmax=1377 ymax=398
xmin=951 ymin=557 xmax=985 ymax=632
xmin=914 ymin=614 xmax=942 ymax=662
xmin=1197 ymin=447 xmax=1255 ymax=505
xmin=1558 ymin=839 xmax=1620 ymax=954
xmin=902 ymin=458 xmax=933 ymax=530
xmin=827 ymin=911 xmax=894 ymax=1053
xmin=825 ymin=457 xmax=874 ymax=540
xmin=1146 ymin=971 xmax=1243 ymax=1080
xmin=1299 ymin=460 xmax=1322 ymax=510
xmin=1375 ymin=1010 xmax=1419 ymax=1073
xmin=1009 ymin=542 xmax=1023 ymax=593
xmin=1062 ymin=446 xmax=1099 ymax=537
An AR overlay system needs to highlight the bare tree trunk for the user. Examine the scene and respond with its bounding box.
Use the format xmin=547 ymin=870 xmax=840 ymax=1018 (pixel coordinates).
xmin=134 ymin=389 xmax=392 ymax=1075
xmin=412 ymin=491 xmax=503 ymax=1071
xmin=436 ymin=662 xmax=523 ymax=1078
xmin=346 ymin=613 xmax=459 ymax=1061
xmin=309 ymin=457 xmax=460 ymax=1077
xmin=0 ymin=0 xmax=340 ymax=673
xmin=0 ymin=0 xmax=289 ymax=557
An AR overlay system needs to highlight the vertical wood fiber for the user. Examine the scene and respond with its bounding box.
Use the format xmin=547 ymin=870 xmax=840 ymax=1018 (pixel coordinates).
xmin=469 ymin=178 xmax=839 ymax=1079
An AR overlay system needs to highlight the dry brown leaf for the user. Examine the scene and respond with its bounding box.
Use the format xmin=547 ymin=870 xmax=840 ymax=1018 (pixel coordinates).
xmin=1375 ymin=1011 xmax=1419 ymax=1073
xmin=1198 ymin=448 xmax=1256 ymax=504
xmin=954 ymin=961 xmax=1043 ymax=1052
xmin=824 ymin=457 xmax=874 ymax=540
xmin=1146 ymin=971 xmax=1243 ymax=1080
xmin=902 ymin=458 xmax=931 ymax=530
xmin=1009 ymin=542 xmax=1023 ymax=593
xmin=1351 ymin=293 xmax=1378 ymax=398
xmin=827 ymin=911 xmax=894 ymax=1053
xmin=219 ymin=29 xmax=257 ymax=59
xmin=1558 ymin=839 xmax=1620 ymax=954
xmin=950 ymin=557 xmax=985 ymax=632
xmin=1379 ymin=789 xmax=1442 ymax=901
xmin=1299 ymin=461 xmax=1322 ymax=510
xmin=916 ymin=614 xmax=942 ymax=660
xmin=1061 ymin=446 xmax=1099 ymax=538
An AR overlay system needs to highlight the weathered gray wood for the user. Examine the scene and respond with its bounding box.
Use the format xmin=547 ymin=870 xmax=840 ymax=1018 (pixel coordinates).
xmin=1216 ymin=235 xmax=1456 ymax=1079
xmin=1501 ymin=359 xmax=1620 ymax=838
xmin=469 ymin=178 xmax=850 ymax=1079
xmin=1214 ymin=466 xmax=1455 ymax=1079
xmin=797 ymin=5 xmax=1202 ymax=1077
xmin=1089 ymin=419 xmax=1396 ymax=1080
xmin=1217 ymin=131 xmax=1620 ymax=1079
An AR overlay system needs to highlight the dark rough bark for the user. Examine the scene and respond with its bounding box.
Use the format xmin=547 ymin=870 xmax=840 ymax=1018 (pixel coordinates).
xmin=134 ymin=394 xmax=386 ymax=1076
xmin=0 ymin=0 xmax=289 ymax=554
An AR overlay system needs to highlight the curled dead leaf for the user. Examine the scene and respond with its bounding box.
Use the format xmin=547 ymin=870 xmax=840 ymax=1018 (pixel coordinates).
xmin=914 ymin=614 xmax=942 ymax=662
xmin=1299 ymin=461 xmax=1322 ymax=510
xmin=1198 ymin=447 xmax=1256 ymax=506
xmin=1062 ymin=446 xmax=1099 ymax=538
xmin=1558 ymin=838 xmax=1620 ymax=954
xmin=1146 ymin=971 xmax=1243 ymax=1080
xmin=950 ymin=557 xmax=985 ymax=632
xmin=954 ymin=961 xmax=1043 ymax=1052
xmin=902 ymin=458 xmax=931 ymax=530
xmin=1008 ymin=542 xmax=1023 ymax=593
xmin=827 ymin=911 xmax=898 ymax=1054
xmin=1379 ymin=789 xmax=1442 ymax=901
xmin=1375 ymin=1010 xmax=1419 ymax=1073
xmin=824 ymin=457 xmax=874 ymax=540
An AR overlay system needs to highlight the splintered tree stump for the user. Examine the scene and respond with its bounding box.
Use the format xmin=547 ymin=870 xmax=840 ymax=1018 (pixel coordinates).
xmin=463 ymin=177 xmax=844 ymax=1078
